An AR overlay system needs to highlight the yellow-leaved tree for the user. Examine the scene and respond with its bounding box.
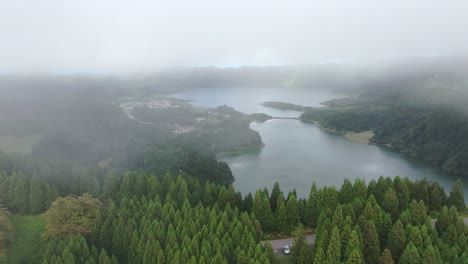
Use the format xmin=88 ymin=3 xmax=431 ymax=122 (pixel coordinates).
xmin=45 ymin=194 xmax=101 ymax=239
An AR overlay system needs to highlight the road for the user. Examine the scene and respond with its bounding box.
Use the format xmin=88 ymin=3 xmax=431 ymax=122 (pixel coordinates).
xmin=263 ymin=218 xmax=468 ymax=253
xmin=261 ymin=234 xmax=315 ymax=253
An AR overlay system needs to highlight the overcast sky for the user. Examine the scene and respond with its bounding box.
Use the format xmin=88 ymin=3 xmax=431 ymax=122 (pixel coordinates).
xmin=1 ymin=0 xmax=468 ymax=73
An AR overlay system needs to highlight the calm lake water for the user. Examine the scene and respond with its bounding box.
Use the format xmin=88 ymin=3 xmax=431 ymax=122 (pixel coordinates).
xmin=174 ymin=87 xmax=468 ymax=199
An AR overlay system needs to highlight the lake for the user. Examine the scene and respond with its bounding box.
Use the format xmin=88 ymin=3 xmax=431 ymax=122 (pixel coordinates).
xmin=174 ymin=87 xmax=468 ymax=199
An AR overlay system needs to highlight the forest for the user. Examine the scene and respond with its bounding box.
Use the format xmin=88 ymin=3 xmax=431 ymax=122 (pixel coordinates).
xmin=2 ymin=0 xmax=468 ymax=262
xmin=300 ymin=94 xmax=468 ymax=178
xmin=0 ymin=145 xmax=466 ymax=263
xmin=0 ymin=59 xmax=467 ymax=263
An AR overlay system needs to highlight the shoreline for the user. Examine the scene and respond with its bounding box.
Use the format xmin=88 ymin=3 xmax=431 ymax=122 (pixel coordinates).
xmin=300 ymin=118 xmax=374 ymax=144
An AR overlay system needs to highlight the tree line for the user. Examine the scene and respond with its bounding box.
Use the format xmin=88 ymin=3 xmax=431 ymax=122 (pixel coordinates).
xmin=1 ymin=164 xmax=466 ymax=263
xmin=0 ymin=172 xmax=58 ymax=214
xmin=42 ymin=172 xmax=271 ymax=263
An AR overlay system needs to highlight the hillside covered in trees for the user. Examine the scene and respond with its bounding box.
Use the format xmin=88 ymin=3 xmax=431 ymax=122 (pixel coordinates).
xmin=253 ymin=58 xmax=468 ymax=179
xmin=0 ymin=79 xmax=263 ymax=181
xmin=1 ymin=58 xmax=468 ymax=263
xmin=1 ymin=149 xmax=467 ymax=264
xmin=301 ymin=92 xmax=468 ymax=178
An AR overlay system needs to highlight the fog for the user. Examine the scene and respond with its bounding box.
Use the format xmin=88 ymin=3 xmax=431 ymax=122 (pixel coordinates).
xmin=0 ymin=0 xmax=467 ymax=181
xmin=1 ymin=0 xmax=468 ymax=73
xmin=2 ymin=2 xmax=468 ymax=262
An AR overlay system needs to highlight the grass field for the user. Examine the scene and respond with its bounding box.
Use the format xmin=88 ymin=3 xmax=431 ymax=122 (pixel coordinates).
xmin=344 ymin=130 xmax=374 ymax=144
xmin=7 ymin=214 xmax=47 ymax=264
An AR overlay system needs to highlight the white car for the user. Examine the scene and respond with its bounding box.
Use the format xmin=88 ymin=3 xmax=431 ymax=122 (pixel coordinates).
xmin=282 ymin=245 xmax=291 ymax=255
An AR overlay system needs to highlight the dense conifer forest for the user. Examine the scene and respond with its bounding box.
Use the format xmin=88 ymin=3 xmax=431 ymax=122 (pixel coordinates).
xmin=1 ymin=148 xmax=466 ymax=263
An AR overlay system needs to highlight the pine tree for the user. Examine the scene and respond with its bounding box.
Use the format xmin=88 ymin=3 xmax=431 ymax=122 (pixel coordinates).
xmin=156 ymin=248 xmax=165 ymax=264
xmin=270 ymin=182 xmax=281 ymax=213
xmin=305 ymin=182 xmax=319 ymax=228
xmin=324 ymin=187 xmax=338 ymax=211
xmin=29 ymin=175 xmax=45 ymax=214
xmin=276 ymin=198 xmax=289 ymax=233
xmin=286 ymin=195 xmax=300 ymax=232
xmin=128 ymin=231 xmax=140 ymax=263
xmin=119 ymin=173 xmax=134 ymax=198
xmin=252 ymin=190 xmax=274 ymax=231
xmin=264 ymin=241 xmax=274 ymax=263
xmin=44 ymin=184 xmax=59 ymax=210
xmin=382 ymin=188 xmax=399 ymax=220
xmin=363 ymin=220 xmax=380 ymax=264
xmin=61 ymin=247 xmax=76 ymax=264
xmin=421 ymin=245 xmax=439 ymax=264
xmin=172 ymin=249 xmax=182 ymax=264
xmin=341 ymin=224 xmax=352 ymax=256
xmin=380 ymin=213 xmax=393 ymax=246
xmin=399 ymin=243 xmax=420 ymax=264
xmin=385 ymin=220 xmax=406 ymax=262
xmin=379 ymin=249 xmax=394 ymax=264
xmin=316 ymin=229 xmax=330 ymax=254
xmin=345 ymin=230 xmax=361 ymax=260
xmin=412 ymin=179 xmax=429 ymax=206
xmin=244 ymin=193 xmax=253 ymax=213
xmin=299 ymin=199 xmax=307 ymax=225
xmin=332 ymin=204 xmax=344 ymax=229
xmin=409 ymin=200 xmax=427 ymax=225
xmin=292 ymin=224 xmax=307 ymax=260
xmin=374 ymin=177 xmax=392 ymax=205
xmin=442 ymin=224 xmax=458 ymax=246
xmin=13 ymin=173 xmax=30 ymax=213
xmin=353 ymin=178 xmax=368 ymax=202
xmin=363 ymin=202 xmax=374 ymax=221
xmin=429 ymin=187 xmax=442 ymax=212
xmin=408 ymin=227 xmax=422 ymax=251
xmin=352 ymin=198 xmax=364 ymax=218
xmin=373 ymin=204 xmax=384 ymax=240
xmin=295 ymin=242 xmax=309 ymax=264
xmin=346 ymin=248 xmax=364 ymax=264
xmin=326 ymin=226 xmax=342 ymax=264
xmin=393 ymin=176 xmax=410 ymax=211
xmin=103 ymin=173 xmax=120 ymax=199
xmin=448 ymin=179 xmax=465 ymax=211
xmin=99 ymin=249 xmax=112 ymax=264
xmin=435 ymin=206 xmax=450 ymax=234
xmin=340 ymin=179 xmax=354 ymax=203
xmin=142 ymin=241 xmax=155 ymax=264
xmin=343 ymin=204 xmax=356 ymax=222
xmin=459 ymin=233 xmax=468 ymax=254
xmin=314 ymin=247 xmax=326 ymax=264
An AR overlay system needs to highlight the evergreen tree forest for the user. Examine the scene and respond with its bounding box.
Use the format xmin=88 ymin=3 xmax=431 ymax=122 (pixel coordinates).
xmin=1 ymin=161 xmax=467 ymax=263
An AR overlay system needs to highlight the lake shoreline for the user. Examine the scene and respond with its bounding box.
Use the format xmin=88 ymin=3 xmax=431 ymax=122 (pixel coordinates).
xmin=297 ymin=118 xmax=374 ymax=144
xmin=173 ymin=87 xmax=468 ymax=200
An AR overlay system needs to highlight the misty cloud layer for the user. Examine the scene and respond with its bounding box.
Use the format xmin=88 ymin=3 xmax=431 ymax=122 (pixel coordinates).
xmin=1 ymin=0 xmax=468 ymax=73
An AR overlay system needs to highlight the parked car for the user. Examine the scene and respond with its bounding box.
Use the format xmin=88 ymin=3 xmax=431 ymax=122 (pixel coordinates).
xmin=282 ymin=245 xmax=291 ymax=255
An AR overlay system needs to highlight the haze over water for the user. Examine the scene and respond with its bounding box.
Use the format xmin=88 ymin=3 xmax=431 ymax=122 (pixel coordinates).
xmin=174 ymin=87 xmax=468 ymax=199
